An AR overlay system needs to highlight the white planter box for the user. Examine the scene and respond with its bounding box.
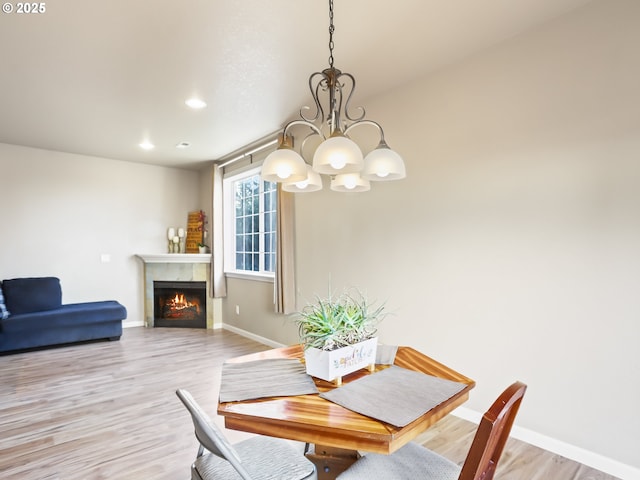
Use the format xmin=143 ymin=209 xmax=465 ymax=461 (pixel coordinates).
xmin=304 ymin=337 xmax=378 ymax=383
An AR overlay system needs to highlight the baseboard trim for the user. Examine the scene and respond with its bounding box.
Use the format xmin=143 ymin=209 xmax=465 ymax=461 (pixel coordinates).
xmin=124 ymin=321 xmax=223 ymax=329
xmin=123 ymin=320 xmax=144 ymax=328
xmin=221 ymin=323 xmax=284 ymax=349
xmin=452 ymin=406 xmax=640 ymax=480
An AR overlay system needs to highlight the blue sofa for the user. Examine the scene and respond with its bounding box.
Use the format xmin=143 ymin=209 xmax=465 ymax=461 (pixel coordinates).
xmin=0 ymin=277 xmax=127 ymax=354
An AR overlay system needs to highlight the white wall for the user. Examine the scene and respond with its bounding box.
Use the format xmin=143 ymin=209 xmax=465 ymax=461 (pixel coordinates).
xmin=291 ymin=0 xmax=638 ymax=474
xmin=0 ymin=143 xmax=202 ymax=326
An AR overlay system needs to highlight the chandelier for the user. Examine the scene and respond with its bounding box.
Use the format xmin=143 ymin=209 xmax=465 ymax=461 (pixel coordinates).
xmin=260 ymin=0 xmax=406 ymax=193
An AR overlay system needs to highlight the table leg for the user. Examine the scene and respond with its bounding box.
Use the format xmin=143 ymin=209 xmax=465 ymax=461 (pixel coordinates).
xmin=305 ymin=444 xmax=360 ymax=480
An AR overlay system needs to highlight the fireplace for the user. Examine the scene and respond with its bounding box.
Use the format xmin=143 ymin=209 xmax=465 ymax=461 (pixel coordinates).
xmin=153 ymin=281 xmax=206 ymax=328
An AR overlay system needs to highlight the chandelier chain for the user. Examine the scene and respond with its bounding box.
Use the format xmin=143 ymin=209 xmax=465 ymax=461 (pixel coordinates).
xmin=328 ymin=0 xmax=335 ymax=68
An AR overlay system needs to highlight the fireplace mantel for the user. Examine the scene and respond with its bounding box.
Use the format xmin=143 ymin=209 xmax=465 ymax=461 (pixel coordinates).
xmin=136 ymin=253 xmax=211 ymax=264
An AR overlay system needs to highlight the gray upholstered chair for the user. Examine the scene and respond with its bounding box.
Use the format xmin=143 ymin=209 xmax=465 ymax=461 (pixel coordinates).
xmin=176 ymin=389 xmax=317 ymax=480
xmin=337 ymin=381 xmax=527 ymax=480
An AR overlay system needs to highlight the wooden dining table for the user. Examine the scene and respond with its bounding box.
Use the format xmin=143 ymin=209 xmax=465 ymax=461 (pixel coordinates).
xmin=217 ymin=344 xmax=475 ymax=479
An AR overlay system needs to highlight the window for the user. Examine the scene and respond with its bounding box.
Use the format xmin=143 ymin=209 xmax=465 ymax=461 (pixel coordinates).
xmin=223 ymin=166 xmax=277 ymax=278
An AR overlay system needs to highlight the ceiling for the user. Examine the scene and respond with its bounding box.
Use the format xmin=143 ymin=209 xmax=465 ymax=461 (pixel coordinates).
xmin=0 ymin=0 xmax=594 ymax=170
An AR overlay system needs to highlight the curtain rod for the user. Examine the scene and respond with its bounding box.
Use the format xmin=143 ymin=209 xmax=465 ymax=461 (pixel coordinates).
xmin=216 ymin=131 xmax=280 ymax=168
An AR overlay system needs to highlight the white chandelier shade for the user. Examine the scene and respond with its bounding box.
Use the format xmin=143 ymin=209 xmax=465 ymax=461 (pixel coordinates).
xmin=261 ymin=147 xmax=307 ymax=183
xmin=331 ymin=172 xmax=371 ymax=192
xmin=312 ymin=134 xmax=363 ymax=175
xmin=283 ymin=164 xmax=323 ymax=193
xmin=361 ymin=144 xmax=406 ymax=181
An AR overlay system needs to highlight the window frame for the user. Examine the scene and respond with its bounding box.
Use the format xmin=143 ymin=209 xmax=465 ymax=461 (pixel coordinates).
xmin=222 ymin=165 xmax=277 ymax=282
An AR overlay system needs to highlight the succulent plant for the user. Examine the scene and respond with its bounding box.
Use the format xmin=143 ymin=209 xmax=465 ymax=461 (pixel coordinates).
xmin=295 ymin=289 xmax=386 ymax=351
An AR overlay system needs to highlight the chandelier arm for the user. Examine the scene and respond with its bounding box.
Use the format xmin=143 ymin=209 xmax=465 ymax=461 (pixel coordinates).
xmin=315 ymin=78 xmax=327 ymax=125
xmin=282 ymin=119 xmax=325 ymax=147
xmin=300 ymin=71 xmax=329 ymax=123
xmin=300 ymin=132 xmax=321 ymax=164
xmin=344 ymin=119 xmax=387 ymax=145
xmin=336 ymin=72 xmax=365 ymax=123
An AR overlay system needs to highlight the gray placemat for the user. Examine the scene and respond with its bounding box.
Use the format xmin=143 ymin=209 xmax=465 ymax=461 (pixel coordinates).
xmin=219 ymin=358 xmax=319 ymax=402
xmin=319 ymin=365 xmax=466 ymax=427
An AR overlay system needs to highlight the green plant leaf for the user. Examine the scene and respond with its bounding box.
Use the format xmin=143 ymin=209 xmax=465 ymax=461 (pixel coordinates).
xmin=294 ymin=288 xmax=387 ymax=351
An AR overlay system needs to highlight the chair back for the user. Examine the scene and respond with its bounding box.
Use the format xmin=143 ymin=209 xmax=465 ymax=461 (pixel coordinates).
xmin=458 ymin=381 xmax=527 ymax=480
xmin=176 ymin=388 xmax=254 ymax=480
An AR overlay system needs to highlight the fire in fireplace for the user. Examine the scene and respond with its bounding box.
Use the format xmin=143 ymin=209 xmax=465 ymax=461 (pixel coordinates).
xmin=153 ymin=281 xmax=206 ymax=328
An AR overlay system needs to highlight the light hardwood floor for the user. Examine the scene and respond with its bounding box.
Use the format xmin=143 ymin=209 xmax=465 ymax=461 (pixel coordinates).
xmin=0 ymin=327 xmax=619 ymax=480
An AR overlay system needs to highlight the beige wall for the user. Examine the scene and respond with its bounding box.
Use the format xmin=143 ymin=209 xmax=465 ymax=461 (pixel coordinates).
xmin=222 ymin=0 xmax=640 ymax=474
xmin=0 ymin=143 xmax=202 ymax=327
xmin=222 ymin=277 xmax=300 ymax=346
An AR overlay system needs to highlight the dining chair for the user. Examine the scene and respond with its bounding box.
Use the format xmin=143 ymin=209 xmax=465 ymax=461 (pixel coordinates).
xmin=337 ymin=381 xmax=527 ymax=480
xmin=176 ymin=389 xmax=317 ymax=480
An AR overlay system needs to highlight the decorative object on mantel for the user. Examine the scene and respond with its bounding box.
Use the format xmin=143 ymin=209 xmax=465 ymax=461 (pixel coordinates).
xmin=260 ymin=0 xmax=405 ymax=193
xmin=186 ymin=210 xmax=207 ymax=253
xmin=166 ymin=227 xmax=185 ymax=253
xmin=197 ymin=242 xmax=209 ymax=254
xmin=295 ymin=288 xmax=386 ymax=385
xmin=178 ymin=227 xmax=186 ymax=253
xmin=166 ymin=224 xmax=196 ymax=253
xmin=167 ymin=227 xmax=174 ymax=253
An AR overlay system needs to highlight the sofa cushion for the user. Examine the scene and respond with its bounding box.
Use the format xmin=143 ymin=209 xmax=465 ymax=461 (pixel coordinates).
xmin=2 ymin=301 xmax=127 ymax=332
xmin=0 ymin=284 xmax=10 ymax=319
xmin=0 ymin=300 xmax=126 ymax=353
xmin=2 ymin=277 xmax=63 ymax=315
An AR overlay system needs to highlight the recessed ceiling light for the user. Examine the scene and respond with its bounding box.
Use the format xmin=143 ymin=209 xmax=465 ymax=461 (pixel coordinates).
xmin=185 ymin=98 xmax=207 ymax=109
xmin=139 ymin=141 xmax=155 ymax=150
xmin=176 ymin=142 xmax=191 ymax=149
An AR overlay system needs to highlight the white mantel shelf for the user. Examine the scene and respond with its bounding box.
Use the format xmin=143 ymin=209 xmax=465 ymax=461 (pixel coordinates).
xmin=136 ymin=253 xmax=211 ymax=264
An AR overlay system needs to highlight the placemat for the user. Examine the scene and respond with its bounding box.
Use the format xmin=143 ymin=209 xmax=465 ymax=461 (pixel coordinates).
xmin=319 ymin=365 xmax=466 ymax=427
xmin=219 ymin=358 xmax=319 ymax=402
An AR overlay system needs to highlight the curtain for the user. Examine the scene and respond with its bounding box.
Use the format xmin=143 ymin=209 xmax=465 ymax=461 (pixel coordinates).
xmin=211 ymin=164 xmax=227 ymax=298
xmin=275 ymin=185 xmax=296 ymax=314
